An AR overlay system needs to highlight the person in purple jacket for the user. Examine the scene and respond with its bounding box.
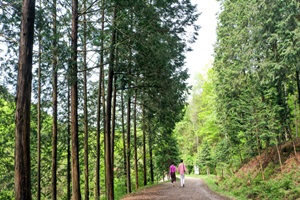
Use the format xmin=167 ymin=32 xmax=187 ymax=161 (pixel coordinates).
xmin=177 ymin=159 xmax=187 ymax=187
xmin=169 ymin=162 xmax=177 ymax=187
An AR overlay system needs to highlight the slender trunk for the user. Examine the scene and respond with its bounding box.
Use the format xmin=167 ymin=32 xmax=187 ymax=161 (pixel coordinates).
xmin=296 ymin=70 xmax=300 ymax=135
xmin=37 ymin=0 xmax=42 ymax=198
xmin=142 ymin=107 xmax=147 ymax=186
xmin=67 ymin=86 xmax=71 ymax=200
xmin=83 ymin=0 xmax=89 ymax=199
xmin=295 ymin=96 xmax=299 ymax=138
xmin=100 ymin=0 xmax=106 ymax=197
xmin=134 ymin=89 xmax=138 ymax=189
xmin=121 ymin=89 xmax=127 ymax=185
xmin=143 ymin=128 xmax=147 ymax=186
xmin=126 ymin=17 xmax=133 ymax=192
xmin=15 ymin=0 xmax=35 ymax=199
xmin=126 ymin=94 xmax=131 ymax=193
xmin=51 ymin=0 xmax=58 ymax=198
xmin=95 ymin=1 xmax=105 ymax=199
xmin=105 ymin=4 xmax=117 ymax=199
xmin=71 ymin=0 xmax=81 ymax=198
xmin=101 ymin=48 xmax=106 ymax=197
xmin=149 ymin=148 xmax=154 ymax=183
xmin=149 ymin=130 xmax=154 ymax=183
xmin=275 ymin=142 xmax=283 ymax=172
xmin=111 ymin=74 xmax=117 ymax=168
xmin=111 ymin=47 xmax=119 ymax=170
xmin=95 ymin=66 xmax=101 ymax=200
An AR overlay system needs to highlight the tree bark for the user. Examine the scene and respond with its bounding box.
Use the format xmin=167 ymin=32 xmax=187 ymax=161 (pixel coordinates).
xmin=126 ymin=94 xmax=131 ymax=193
xmin=67 ymin=86 xmax=71 ymax=200
xmin=121 ymin=89 xmax=127 ymax=186
xmin=51 ymin=0 xmax=58 ymax=198
xmin=296 ymin=70 xmax=300 ymax=138
xmin=126 ymin=17 xmax=133 ymax=193
xmin=37 ymin=0 xmax=42 ymax=198
xmin=105 ymin=4 xmax=117 ymax=200
xmin=71 ymin=0 xmax=81 ymax=198
xmin=95 ymin=0 xmax=105 ymax=199
xmin=83 ymin=0 xmax=89 ymax=198
xmin=111 ymin=71 xmax=117 ymax=170
xmin=134 ymin=89 xmax=138 ymax=189
xmin=15 ymin=0 xmax=35 ymax=199
xmin=142 ymin=107 xmax=147 ymax=186
xmin=294 ymin=96 xmax=298 ymax=138
xmin=149 ymin=129 xmax=154 ymax=183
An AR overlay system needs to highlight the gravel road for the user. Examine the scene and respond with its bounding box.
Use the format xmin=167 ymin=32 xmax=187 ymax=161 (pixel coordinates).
xmin=121 ymin=176 xmax=231 ymax=200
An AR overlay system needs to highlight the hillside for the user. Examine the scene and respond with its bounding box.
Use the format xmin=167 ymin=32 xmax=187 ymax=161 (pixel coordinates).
xmin=218 ymin=139 xmax=300 ymax=200
xmin=238 ymin=139 xmax=300 ymax=178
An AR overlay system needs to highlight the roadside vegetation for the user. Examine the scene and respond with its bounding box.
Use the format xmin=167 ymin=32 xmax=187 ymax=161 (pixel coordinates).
xmin=173 ymin=1 xmax=300 ymax=199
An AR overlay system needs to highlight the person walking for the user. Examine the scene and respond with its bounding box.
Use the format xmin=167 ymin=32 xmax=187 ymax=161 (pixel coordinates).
xmin=177 ymin=159 xmax=187 ymax=187
xmin=169 ymin=162 xmax=177 ymax=187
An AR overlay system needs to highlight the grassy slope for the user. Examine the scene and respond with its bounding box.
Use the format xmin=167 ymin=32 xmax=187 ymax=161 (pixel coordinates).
xmin=199 ymin=139 xmax=300 ymax=200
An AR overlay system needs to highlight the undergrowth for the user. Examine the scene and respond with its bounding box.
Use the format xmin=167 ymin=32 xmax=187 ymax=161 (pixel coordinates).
xmin=189 ymin=164 xmax=300 ymax=200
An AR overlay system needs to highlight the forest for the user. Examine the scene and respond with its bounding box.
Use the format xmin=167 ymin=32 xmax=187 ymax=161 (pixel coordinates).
xmin=177 ymin=0 xmax=300 ymax=199
xmin=2 ymin=0 xmax=300 ymax=200
xmin=0 ymin=0 xmax=199 ymax=199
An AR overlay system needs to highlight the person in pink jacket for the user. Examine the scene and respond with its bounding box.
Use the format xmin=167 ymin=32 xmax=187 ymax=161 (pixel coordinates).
xmin=177 ymin=159 xmax=187 ymax=187
xmin=169 ymin=162 xmax=177 ymax=187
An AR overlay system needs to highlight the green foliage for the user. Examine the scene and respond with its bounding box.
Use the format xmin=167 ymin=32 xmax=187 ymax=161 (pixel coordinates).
xmin=174 ymin=1 xmax=300 ymax=199
xmin=215 ymin=166 xmax=300 ymax=200
xmin=114 ymin=177 xmax=127 ymax=200
xmin=0 ymin=94 xmax=15 ymax=198
xmin=197 ymin=140 xmax=212 ymax=172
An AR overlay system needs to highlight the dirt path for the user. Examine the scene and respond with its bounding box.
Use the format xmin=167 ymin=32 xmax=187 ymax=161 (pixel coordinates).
xmin=121 ymin=177 xmax=231 ymax=200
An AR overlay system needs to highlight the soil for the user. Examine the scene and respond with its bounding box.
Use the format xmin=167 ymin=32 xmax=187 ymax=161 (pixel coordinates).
xmin=121 ymin=177 xmax=231 ymax=200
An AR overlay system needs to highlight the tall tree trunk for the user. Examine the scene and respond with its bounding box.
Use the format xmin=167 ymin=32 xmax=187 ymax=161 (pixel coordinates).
xmin=71 ymin=0 xmax=81 ymax=198
xmin=126 ymin=17 xmax=133 ymax=193
xmin=83 ymin=0 xmax=89 ymax=199
xmin=105 ymin=4 xmax=117 ymax=200
xmin=296 ymin=70 xmax=300 ymax=133
xmin=101 ymin=60 xmax=106 ymax=191
xmin=126 ymin=94 xmax=131 ymax=193
xmin=95 ymin=69 xmax=101 ymax=200
xmin=149 ymin=129 xmax=154 ymax=183
xmin=134 ymin=89 xmax=138 ymax=189
xmin=111 ymin=44 xmax=119 ymax=171
xmin=37 ymin=0 xmax=42 ymax=198
xmin=121 ymin=89 xmax=127 ymax=186
xmin=142 ymin=107 xmax=147 ymax=186
xmin=15 ymin=0 xmax=35 ymax=199
xmin=111 ymin=71 xmax=117 ymax=169
xmin=294 ymin=96 xmax=298 ymax=138
xmin=95 ymin=58 xmax=104 ymax=200
xmin=67 ymin=86 xmax=71 ymax=200
xmin=51 ymin=0 xmax=58 ymax=198
xmin=95 ymin=0 xmax=105 ymax=199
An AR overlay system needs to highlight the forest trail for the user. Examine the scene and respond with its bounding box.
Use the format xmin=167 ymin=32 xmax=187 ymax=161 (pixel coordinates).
xmin=121 ymin=177 xmax=231 ymax=200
